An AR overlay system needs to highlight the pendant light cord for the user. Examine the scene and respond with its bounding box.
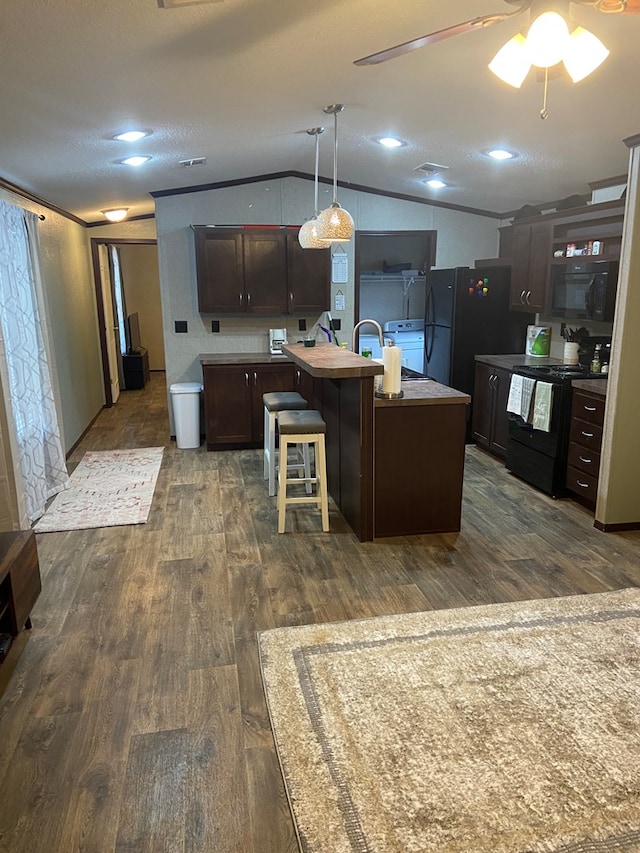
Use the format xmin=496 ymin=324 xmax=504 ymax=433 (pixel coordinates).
xmin=332 ymin=110 xmax=338 ymax=204
xmin=314 ymin=130 xmax=321 ymax=216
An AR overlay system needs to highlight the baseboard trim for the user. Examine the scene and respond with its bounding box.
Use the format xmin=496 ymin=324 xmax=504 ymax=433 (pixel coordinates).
xmin=594 ymin=519 xmax=640 ymax=532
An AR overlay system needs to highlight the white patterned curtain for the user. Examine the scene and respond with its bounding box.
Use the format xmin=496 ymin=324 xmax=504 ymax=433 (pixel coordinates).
xmin=0 ymin=200 xmax=68 ymax=523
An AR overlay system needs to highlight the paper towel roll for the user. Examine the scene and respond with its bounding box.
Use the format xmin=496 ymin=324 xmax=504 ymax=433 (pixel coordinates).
xmin=382 ymin=344 xmax=401 ymax=394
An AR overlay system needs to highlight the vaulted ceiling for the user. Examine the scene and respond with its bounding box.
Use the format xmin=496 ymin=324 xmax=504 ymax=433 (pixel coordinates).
xmin=3 ymin=0 xmax=638 ymax=224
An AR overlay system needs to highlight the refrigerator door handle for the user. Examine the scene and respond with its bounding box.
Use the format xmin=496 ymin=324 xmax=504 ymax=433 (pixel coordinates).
xmin=425 ymin=324 xmax=435 ymax=364
xmin=424 ymin=284 xmax=434 ymax=326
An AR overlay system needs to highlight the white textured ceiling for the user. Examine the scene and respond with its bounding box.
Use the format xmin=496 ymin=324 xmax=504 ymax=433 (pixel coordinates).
xmin=2 ymin=0 xmax=638 ymax=223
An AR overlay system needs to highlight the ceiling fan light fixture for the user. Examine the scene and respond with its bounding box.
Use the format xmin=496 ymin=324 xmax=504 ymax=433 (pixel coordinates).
xmin=563 ymin=26 xmax=609 ymax=82
xmin=488 ymin=33 xmax=531 ymax=87
xmin=316 ymin=104 xmax=354 ymax=244
xmin=525 ymin=11 xmax=570 ymax=67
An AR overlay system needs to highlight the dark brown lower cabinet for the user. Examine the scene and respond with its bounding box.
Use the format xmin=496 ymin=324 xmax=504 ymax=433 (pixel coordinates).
xmin=203 ymin=362 xmax=295 ymax=449
xmin=375 ymin=401 xmax=467 ymax=537
xmin=0 ymin=531 xmax=41 ymax=661
xmin=472 ymin=362 xmax=512 ymax=458
xmin=566 ymin=388 xmax=606 ymax=510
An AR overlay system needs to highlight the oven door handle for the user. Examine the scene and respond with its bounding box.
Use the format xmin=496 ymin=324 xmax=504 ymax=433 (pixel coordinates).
xmin=585 ymin=275 xmax=597 ymax=318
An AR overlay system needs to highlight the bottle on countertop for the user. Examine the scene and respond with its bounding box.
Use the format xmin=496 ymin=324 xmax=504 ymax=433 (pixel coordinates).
xmin=591 ymin=344 xmax=602 ymax=374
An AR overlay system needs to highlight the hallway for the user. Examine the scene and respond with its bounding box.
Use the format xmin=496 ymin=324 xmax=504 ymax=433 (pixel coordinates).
xmin=0 ymin=372 xmax=639 ymax=852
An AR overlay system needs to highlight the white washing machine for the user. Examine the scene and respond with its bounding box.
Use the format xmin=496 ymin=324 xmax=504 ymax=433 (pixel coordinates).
xmin=383 ymin=319 xmax=425 ymax=373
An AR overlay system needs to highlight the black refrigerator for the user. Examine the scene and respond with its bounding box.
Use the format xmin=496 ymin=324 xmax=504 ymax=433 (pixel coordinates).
xmin=424 ymin=266 xmax=534 ymax=398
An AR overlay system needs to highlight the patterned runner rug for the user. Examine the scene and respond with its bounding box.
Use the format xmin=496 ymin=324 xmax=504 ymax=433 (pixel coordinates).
xmin=34 ymin=447 xmax=164 ymax=532
xmin=259 ymin=588 xmax=640 ymax=853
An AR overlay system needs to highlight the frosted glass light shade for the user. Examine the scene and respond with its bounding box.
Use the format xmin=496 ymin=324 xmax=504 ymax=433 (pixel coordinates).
xmin=102 ymin=208 xmax=129 ymax=222
xmin=316 ymin=203 xmax=354 ymax=243
xmin=563 ymin=26 xmax=609 ymax=82
xmin=488 ymin=33 xmax=531 ymax=88
xmin=525 ymin=12 xmax=569 ymax=68
xmin=298 ymin=218 xmax=326 ymax=249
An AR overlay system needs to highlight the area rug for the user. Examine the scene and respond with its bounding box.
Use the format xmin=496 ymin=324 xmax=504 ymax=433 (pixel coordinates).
xmin=34 ymin=447 xmax=164 ymax=532
xmin=258 ymin=588 xmax=640 ymax=853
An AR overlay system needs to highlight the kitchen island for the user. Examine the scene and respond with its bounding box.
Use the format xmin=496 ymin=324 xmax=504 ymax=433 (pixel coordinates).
xmin=283 ymin=343 xmax=470 ymax=540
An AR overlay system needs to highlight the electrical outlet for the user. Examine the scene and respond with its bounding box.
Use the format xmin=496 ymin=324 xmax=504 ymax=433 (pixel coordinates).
xmin=174 ymin=320 xmax=188 ymax=333
xmin=332 ymin=318 xmax=341 ymax=331
xmin=211 ymin=320 xmax=220 ymax=333
xmin=298 ymin=319 xmax=307 ymax=331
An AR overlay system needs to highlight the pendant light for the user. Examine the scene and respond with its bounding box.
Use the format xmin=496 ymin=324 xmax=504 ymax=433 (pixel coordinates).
xmin=298 ymin=127 xmax=326 ymax=249
xmin=316 ymin=104 xmax=354 ymax=244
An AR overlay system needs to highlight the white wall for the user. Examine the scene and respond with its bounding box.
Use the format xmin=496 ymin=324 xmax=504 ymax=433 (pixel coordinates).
xmin=154 ymin=176 xmax=501 ymax=411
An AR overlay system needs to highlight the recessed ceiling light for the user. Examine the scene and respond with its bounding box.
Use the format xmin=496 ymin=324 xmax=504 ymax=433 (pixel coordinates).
xmin=377 ymin=137 xmax=405 ymax=149
xmin=113 ymin=130 xmax=149 ymax=142
xmin=101 ymin=208 xmax=129 ymax=222
xmin=485 ymin=148 xmax=517 ymax=161
xmin=425 ymin=179 xmax=448 ymax=189
xmin=120 ymin=156 xmax=151 ymax=167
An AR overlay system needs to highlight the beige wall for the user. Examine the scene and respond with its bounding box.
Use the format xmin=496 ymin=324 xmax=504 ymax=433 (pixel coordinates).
xmin=597 ymin=143 xmax=640 ymax=526
xmin=0 ymin=189 xmax=108 ymax=527
xmin=118 ymin=244 xmax=165 ymax=371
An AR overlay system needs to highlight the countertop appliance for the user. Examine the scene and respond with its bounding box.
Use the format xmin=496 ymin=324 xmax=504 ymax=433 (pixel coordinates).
xmin=424 ymin=266 xmax=533 ymax=397
xmin=269 ymin=328 xmax=287 ymax=355
xmin=506 ymin=363 xmax=607 ymax=498
xmin=549 ymin=259 xmax=618 ymax=321
xmin=358 ymin=319 xmax=425 ymax=373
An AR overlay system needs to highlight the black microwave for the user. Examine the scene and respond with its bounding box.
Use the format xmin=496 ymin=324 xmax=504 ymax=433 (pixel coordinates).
xmin=549 ymin=259 xmax=618 ymax=321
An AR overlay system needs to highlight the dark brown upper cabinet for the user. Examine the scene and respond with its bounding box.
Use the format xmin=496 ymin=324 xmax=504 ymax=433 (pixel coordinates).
xmin=193 ymin=226 xmax=330 ymax=315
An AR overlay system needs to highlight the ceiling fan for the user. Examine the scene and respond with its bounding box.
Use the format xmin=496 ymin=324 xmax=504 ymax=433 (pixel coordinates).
xmin=354 ymin=0 xmax=640 ymax=66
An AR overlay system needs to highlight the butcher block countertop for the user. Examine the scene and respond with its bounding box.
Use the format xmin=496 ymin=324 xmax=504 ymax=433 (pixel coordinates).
xmin=282 ymin=342 xmax=383 ymax=378
xmin=374 ymin=380 xmax=470 ymax=408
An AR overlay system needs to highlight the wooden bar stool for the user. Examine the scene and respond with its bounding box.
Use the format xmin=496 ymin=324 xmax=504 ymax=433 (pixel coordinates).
xmin=277 ymin=410 xmax=329 ymax=533
xmin=263 ymin=391 xmax=310 ymax=497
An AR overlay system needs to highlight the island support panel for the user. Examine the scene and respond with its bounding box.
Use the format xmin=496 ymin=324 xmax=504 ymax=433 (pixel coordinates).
xmin=374 ymin=402 xmax=467 ymax=537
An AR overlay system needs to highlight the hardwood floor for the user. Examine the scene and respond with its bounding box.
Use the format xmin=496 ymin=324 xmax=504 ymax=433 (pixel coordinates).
xmin=0 ymin=371 xmax=638 ymax=852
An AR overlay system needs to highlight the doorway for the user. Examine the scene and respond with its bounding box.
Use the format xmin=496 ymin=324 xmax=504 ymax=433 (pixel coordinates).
xmin=90 ymin=238 xmax=163 ymax=407
xmin=354 ymin=230 xmax=437 ymax=327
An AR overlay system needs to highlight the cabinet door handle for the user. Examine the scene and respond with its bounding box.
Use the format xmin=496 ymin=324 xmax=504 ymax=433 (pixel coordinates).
xmin=296 ymin=369 xmax=301 ymax=383
xmin=520 ymin=290 xmax=526 ymax=304
xmin=525 ymin=291 xmax=532 ymax=306
xmin=289 ymin=291 xmax=294 ymax=306
xmin=239 ymin=292 xmax=243 ymax=307
xmin=576 ymin=480 xmax=590 ymax=489
xmin=253 ymin=372 xmax=257 ymax=385
xmin=247 ymin=292 xmax=251 ymax=308
xmin=583 ymin=405 xmax=597 ymax=412
xmin=579 ymin=456 xmax=593 ymax=464
xmin=581 ymin=430 xmax=594 ymax=438
xmin=244 ymin=372 xmax=249 ymax=385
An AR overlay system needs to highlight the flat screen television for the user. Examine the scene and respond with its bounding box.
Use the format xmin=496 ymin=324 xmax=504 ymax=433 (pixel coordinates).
xmin=126 ymin=312 xmax=142 ymax=354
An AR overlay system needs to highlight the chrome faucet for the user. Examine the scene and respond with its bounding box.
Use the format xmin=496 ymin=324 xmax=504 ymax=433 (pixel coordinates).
xmin=352 ymin=318 xmax=384 ymax=352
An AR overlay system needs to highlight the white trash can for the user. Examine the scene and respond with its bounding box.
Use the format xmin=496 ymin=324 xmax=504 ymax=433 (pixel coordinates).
xmin=169 ymin=382 xmax=203 ymax=449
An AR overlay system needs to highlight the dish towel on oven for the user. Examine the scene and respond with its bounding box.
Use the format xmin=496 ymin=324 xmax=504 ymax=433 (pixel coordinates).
xmin=506 ymin=374 xmax=536 ymax=421
xmin=532 ymin=381 xmax=554 ymax=432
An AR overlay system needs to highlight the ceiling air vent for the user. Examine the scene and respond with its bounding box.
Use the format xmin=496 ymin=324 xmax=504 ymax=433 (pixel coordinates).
xmin=414 ymin=161 xmax=451 ymax=175
xmin=179 ymin=157 xmax=207 ymax=168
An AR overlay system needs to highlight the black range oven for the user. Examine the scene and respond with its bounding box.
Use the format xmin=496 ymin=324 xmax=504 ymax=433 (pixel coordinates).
xmin=505 ymin=364 xmax=606 ymax=498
